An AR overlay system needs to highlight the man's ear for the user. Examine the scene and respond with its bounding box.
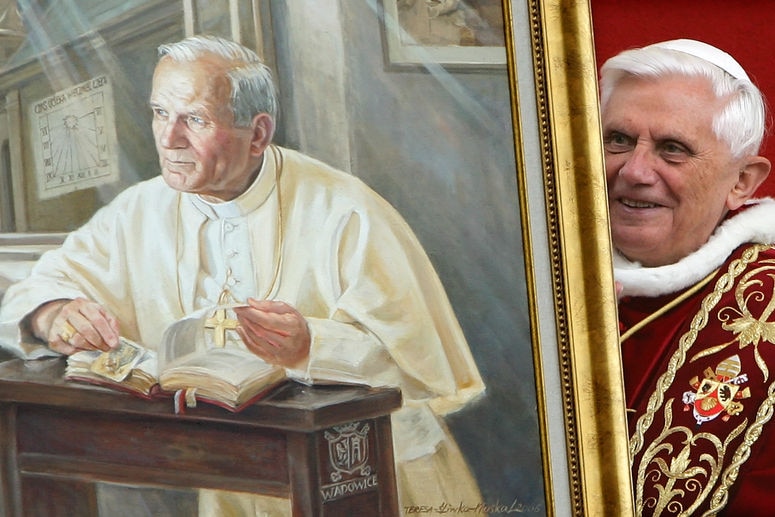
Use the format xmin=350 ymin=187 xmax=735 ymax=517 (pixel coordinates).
xmin=249 ymin=113 xmax=275 ymax=157
xmin=727 ymin=155 xmax=772 ymax=210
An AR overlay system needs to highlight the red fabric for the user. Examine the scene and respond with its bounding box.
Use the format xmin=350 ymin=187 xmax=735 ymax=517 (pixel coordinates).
xmin=618 ymin=244 xmax=775 ymax=515
xmin=619 ymin=292 xmax=700 ymax=416
xmin=591 ymin=0 xmax=775 ymax=199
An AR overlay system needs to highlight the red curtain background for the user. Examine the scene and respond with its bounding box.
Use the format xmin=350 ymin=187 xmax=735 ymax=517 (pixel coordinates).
xmin=591 ymin=1 xmax=775 ymax=198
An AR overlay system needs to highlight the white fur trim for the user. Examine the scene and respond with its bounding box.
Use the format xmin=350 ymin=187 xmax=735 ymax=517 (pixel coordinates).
xmin=615 ymin=197 xmax=775 ymax=297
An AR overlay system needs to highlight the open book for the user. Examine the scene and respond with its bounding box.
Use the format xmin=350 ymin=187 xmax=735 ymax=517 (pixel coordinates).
xmin=65 ymin=338 xmax=287 ymax=412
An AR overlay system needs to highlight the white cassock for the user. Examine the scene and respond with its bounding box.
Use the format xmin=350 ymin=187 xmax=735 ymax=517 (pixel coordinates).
xmin=0 ymin=145 xmax=485 ymax=515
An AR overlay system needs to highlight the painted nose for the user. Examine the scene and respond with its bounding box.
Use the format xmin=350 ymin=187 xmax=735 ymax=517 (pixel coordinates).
xmin=158 ymin=117 xmax=188 ymax=149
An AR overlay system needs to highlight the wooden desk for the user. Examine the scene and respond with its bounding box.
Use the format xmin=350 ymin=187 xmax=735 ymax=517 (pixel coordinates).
xmin=0 ymin=358 xmax=401 ymax=517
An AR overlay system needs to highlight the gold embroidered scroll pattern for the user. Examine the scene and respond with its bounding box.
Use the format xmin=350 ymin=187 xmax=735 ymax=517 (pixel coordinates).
xmin=696 ymin=257 xmax=775 ymax=382
xmin=636 ymin=399 xmax=746 ymax=517
xmin=705 ymin=379 xmax=775 ymax=516
xmin=629 ymin=245 xmax=766 ymax=460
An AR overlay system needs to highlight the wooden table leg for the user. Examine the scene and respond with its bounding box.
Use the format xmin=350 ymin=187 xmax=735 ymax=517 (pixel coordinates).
xmin=2 ymin=403 xmax=99 ymax=517
xmin=21 ymin=476 xmax=99 ymax=517
xmin=288 ymin=430 xmax=322 ymax=516
xmin=0 ymin=403 xmax=20 ymax=517
xmin=373 ymin=415 xmax=399 ymax=516
xmin=286 ymin=417 xmax=399 ymax=517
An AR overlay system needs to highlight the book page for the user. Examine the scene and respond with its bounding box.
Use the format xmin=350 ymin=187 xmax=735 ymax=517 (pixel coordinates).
xmin=161 ymin=347 xmax=279 ymax=385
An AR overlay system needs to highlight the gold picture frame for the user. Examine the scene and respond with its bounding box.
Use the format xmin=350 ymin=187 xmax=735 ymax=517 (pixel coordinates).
xmin=507 ymin=1 xmax=633 ymax=514
xmin=0 ymin=0 xmax=634 ymax=515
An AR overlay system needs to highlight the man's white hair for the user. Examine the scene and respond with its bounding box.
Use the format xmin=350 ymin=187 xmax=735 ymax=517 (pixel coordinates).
xmin=157 ymin=35 xmax=278 ymax=127
xmin=599 ymin=40 xmax=766 ymax=159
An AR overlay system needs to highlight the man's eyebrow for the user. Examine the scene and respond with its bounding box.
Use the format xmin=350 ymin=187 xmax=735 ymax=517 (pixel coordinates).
xmin=187 ymin=107 xmax=212 ymax=117
xmin=653 ymin=132 xmax=693 ymax=146
xmin=601 ymin=126 xmax=633 ymax=139
xmin=149 ymin=100 xmax=171 ymax=110
xmin=147 ymin=102 xmax=213 ymax=118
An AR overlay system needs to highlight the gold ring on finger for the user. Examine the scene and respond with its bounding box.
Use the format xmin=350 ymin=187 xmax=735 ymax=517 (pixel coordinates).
xmin=59 ymin=321 xmax=76 ymax=342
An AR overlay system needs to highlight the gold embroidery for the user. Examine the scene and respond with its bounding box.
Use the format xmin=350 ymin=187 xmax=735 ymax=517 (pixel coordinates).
xmin=699 ymin=258 xmax=775 ymax=381
xmin=705 ymin=380 xmax=775 ymax=515
xmin=629 ymin=245 xmax=766 ymax=460
xmin=636 ymin=400 xmax=746 ymax=516
xmin=628 ymin=244 xmax=775 ymax=515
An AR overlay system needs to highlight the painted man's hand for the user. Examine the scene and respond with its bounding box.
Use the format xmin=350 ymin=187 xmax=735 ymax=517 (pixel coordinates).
xmin=32 ymin=297 xmax=120 ymax=355
xmin=234 ymin=299 xmax=311 ymax=368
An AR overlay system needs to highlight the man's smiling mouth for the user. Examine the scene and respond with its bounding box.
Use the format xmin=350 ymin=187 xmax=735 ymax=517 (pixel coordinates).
xmin=621 ymin=198 xmax=659 ymax=209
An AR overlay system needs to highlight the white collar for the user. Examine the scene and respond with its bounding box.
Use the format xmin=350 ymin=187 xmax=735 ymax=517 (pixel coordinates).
xmin=615 ymin=197 xmax=775 ymax=298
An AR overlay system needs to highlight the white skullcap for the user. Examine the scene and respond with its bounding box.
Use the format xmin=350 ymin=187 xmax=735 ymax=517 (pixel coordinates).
xmin=648 ymin=39 xmax=751 ymax=82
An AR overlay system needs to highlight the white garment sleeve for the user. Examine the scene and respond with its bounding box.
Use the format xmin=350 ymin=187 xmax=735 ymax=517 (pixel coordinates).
xmin=282 ymin=201 xmax=484 ymax=413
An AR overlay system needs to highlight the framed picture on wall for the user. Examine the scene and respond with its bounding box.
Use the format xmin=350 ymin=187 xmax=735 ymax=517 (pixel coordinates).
xmin=379 ymin=0 xmax=506 ymax=67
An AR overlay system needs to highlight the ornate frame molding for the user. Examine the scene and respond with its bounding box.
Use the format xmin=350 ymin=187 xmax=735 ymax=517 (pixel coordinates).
xmin=505 ymin=0 xmax=634 ymax=514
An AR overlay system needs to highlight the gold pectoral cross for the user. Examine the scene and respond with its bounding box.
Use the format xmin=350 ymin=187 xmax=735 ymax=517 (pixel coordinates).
xmin=204 ymin=306 xmax=239 ymax=348
xmin=204 ymin=271 xmax=241 ymax=348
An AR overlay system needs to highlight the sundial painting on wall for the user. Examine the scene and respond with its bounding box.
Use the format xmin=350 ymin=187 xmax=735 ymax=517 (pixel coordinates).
xmin=29 ymin=75 xmax=120 ymax=200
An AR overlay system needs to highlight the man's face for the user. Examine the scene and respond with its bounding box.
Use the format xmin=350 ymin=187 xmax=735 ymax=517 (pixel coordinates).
xmin=150 ymin=55 xmax=259 ymax=201
xmin=603 ymin=74 xmax=744 ymax=267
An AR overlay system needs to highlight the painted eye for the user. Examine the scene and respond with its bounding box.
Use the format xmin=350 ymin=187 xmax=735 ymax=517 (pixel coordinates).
xmin=151 ymin=107 xmax=169 ymax=121
xmin=185 ymin=115 xmax=208 ymax=131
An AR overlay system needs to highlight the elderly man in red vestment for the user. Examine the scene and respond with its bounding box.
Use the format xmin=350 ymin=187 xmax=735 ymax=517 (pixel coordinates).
xmin=601 ymin=39 xmax=775 ymax=515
